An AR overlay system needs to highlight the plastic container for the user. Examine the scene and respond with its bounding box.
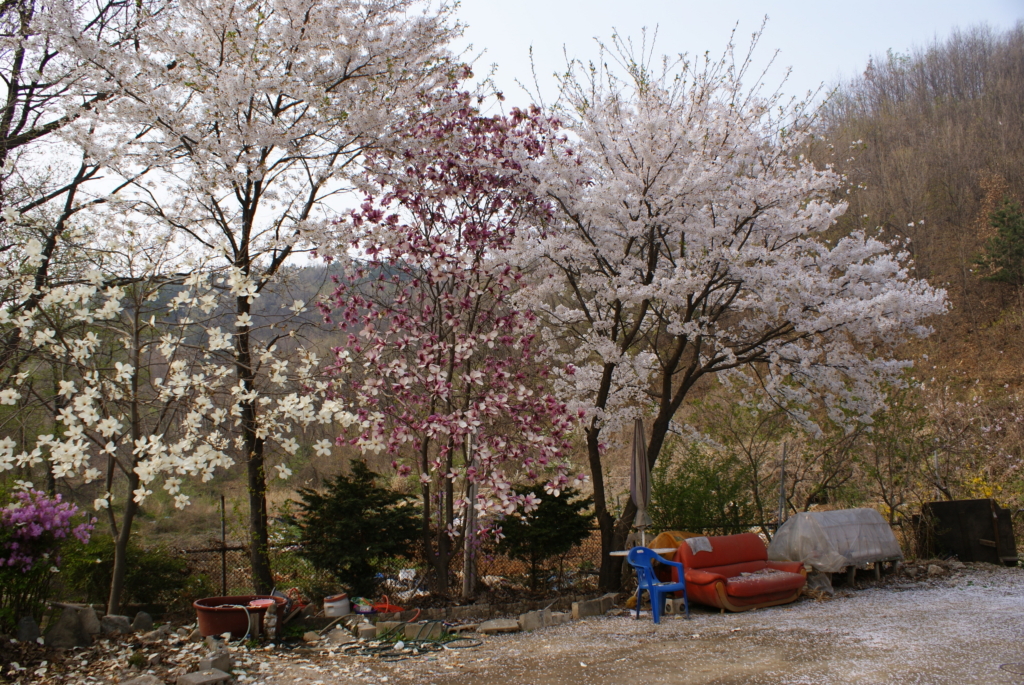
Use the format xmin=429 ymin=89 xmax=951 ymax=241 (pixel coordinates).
xmin=324 ymin=593 xmax=350 ymax=617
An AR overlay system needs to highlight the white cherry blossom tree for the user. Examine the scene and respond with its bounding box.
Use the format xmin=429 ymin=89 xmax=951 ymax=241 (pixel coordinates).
xmin=517 ymin=36 xmax=948 ymax=589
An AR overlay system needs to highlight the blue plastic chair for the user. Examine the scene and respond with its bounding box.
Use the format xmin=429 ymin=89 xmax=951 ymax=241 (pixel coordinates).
xmin=626 ymin=546 xmax=689 ymax=623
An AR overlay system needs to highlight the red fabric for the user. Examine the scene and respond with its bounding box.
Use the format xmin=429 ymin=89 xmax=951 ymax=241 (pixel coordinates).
xmin=719 ymin=589 xmax=803 ymax=608
xmin=696 ymin=560 xmax=768 ymax=578
xmin=675 ymin=532 xmax=768 ymax=569
xmin=725 ymin=571 xmax=806 ymax=598
xmin=683 ymin=568 xmax=725 ymax=585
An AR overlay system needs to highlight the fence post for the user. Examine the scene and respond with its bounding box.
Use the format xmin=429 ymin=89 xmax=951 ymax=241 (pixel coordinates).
xmin=221 ymin=495 xmax=227 ymax=596
xmin=777 ymin=442 xmax=788 ymax=528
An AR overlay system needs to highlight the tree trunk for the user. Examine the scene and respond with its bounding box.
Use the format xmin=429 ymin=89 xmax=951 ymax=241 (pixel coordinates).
xmin=607 ymin=407 xmax=674 ymax=589
xmin=107 ymin=471 xmax=140 ymax=615
xmin=588 ymin=421 xmax=620 ymax=591
xmin=246 ymin=437 xmax=272 ymax=593
xmin=236 ymin=298 xmax=273 ymax=594
xmin=108 ymin=319 xmax=144 ymax=615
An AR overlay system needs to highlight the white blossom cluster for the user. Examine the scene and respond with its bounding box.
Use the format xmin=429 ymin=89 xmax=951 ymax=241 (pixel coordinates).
xmin=515 ymin=42 xmax=948 ymax=438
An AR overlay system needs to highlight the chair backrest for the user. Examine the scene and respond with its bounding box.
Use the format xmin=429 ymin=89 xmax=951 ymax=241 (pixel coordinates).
xmin=676 ymin=533 xmax=768 ymax=570
xmin=626 ymin=547 xmax=660 ymax=587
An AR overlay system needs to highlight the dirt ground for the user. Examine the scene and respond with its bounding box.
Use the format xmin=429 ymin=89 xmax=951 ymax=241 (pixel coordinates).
xmin=15 ymin=563 xmax=1024 ymax=685
xmin=258 ymin=563 xmax=1024 ymax=685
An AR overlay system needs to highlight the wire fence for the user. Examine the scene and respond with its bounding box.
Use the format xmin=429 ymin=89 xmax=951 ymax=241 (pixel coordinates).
xmin=174 ymin=523 xmax=779 ymax=600
xmin=174 ymin=530 xmax=609 ymax=599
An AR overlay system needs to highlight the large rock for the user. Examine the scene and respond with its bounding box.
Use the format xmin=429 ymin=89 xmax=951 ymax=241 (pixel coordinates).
xmin=477 ymin=619 xmax=520 ymax=635
xmin=45 ymin=607 xmax=92 ymax=649
xmin=16 ymin=616 xmax=40 ymax=643
xmin=79 ymin=608 xmax=102 ymax=636
xmin=101 ymin=614 xmax=132 ymax=634
xmin=131 ymin=611 xmax=154 ymax=632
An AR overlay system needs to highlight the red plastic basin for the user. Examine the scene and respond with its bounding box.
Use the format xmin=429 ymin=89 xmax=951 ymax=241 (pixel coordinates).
xmin=193 ymin=595 xmax=286 ymax=638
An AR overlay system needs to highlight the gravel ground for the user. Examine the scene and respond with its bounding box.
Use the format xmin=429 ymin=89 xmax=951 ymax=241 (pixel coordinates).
xmin=12 ymin=562 xmax=1024 ymax=685
xmin=261 ymin=563 xmax=1024 ymax=685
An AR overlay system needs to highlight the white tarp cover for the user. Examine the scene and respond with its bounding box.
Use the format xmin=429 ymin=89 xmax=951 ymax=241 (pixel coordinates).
xmin=767 ymin=508 xmax=903 ymax=573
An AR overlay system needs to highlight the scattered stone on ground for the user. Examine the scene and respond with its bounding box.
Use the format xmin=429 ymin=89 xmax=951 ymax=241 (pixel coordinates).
xmin=175 ymin=668 xmax=231 ymax=685
xmin=132 ymin=611 xmax=154 ymax=632
xmin=198 ymin=650 xmax=231 ymax=672
xmin=571 ymin=597 xmax=604 ymax=620
xmin=517 ymin=609 xmax=550 ymax=632
xmin=6 ymin=561 xmax=1016 ymax=685
xmin=449 ymin=623 xmax=479 ymax=634
xmin=121 ymin=676 xmax=164 ymax=685
xmin=101 ymin=614 xmax=132 ymax=634
xmin=927 ymin=563 xmax=945 ymax=577
xmin=302 ymin=631 xmax=320 ymax=642
xmin=404 ymin=621 xmax=446 ymax=640
xmin=355 ymin=623 xmax=377 ymax=640
xmin=142 ymin=625 xmax=174 ymax=641
xmin=326 ymin=628 xmax=356 ymax=645
xmin=79 ymin=608 xmax=101 ymax=637
xmin=44 ymin=606 xmax=93 ymax=649
xmin=477 ymin=618 xmax=521 ymax=635
xmin=16 ymin=616 xmax=40 ymax=643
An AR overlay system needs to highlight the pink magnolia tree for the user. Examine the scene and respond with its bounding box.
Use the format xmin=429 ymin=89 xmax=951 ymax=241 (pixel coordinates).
xmin=324 ymin=94 xmax=580 ymax=593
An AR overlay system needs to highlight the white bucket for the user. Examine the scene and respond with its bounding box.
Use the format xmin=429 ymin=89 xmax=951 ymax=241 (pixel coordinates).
xmin=324 ymin=593 xmax=350 ymax=617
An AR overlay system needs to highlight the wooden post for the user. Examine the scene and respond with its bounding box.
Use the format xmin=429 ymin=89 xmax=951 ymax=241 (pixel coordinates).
xmin=777 ymin=442 xmax=788 ymax=528
xmin=221 ymin=495 xmax=227 ymax=596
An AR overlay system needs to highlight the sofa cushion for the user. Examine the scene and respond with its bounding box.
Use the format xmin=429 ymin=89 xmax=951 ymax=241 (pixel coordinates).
xmin=683 ymin=568 xmax=726 ymax=586
xmin=725 ymin=570 xmax=806 ymax=598
xmin=677 ymin=533 xmax=768 ymax=570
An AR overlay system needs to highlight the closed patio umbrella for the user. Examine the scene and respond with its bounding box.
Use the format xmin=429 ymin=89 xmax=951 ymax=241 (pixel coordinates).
xmin=630 ymin=418 xmax=654 ymax=546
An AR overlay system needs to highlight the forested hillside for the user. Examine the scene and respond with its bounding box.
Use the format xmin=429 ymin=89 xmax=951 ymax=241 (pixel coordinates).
xmin=808 ymin=24 xmax=1024 ymax=508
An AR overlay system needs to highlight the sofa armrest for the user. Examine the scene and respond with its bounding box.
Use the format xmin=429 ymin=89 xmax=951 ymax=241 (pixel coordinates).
xmin=685 ymin=568 xmax=725 ymax=585
xmin=766 ymin=561 xmax=806 ymax=575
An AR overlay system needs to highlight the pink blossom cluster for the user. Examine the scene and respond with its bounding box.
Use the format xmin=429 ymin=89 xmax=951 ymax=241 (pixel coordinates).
xmin=324 ymin=91 xmax=582 ymax=521
xmin=0 ymin=490 xmax=94 ymax=572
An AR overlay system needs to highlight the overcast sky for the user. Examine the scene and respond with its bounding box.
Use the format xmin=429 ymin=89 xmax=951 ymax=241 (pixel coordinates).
xmin=452 ymin=0 xmax=1024 ymax=106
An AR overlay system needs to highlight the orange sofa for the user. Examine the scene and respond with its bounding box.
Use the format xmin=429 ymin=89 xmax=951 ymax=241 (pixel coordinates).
xmin=672 ymin=533 xmax=806 ymax=612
